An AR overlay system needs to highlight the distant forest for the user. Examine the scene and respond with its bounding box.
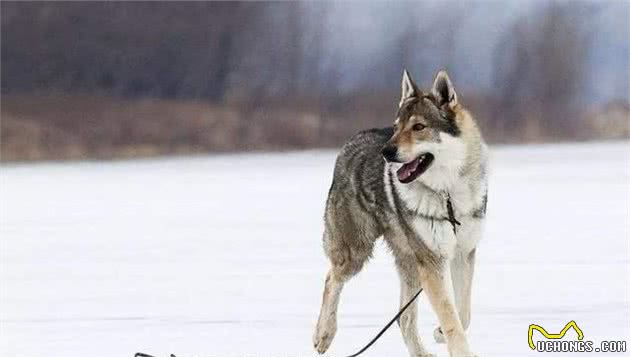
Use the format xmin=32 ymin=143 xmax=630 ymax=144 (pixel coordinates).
xmin=1 ymin=2 xmax=628 ymax=161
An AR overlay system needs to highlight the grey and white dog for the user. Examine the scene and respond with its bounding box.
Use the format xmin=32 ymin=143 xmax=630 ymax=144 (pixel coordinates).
xmin=313 ymin=70 xmax=488 ymax=357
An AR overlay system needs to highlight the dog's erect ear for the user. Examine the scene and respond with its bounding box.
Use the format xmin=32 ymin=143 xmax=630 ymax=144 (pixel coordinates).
xmin=400 ymin=69 xmax=420 ymax=104
xmin=431 ymin=70 xmax=458 ymax=108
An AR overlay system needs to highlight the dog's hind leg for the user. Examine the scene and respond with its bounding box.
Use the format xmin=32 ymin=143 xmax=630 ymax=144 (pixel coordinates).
xmin=395 ymin=257 xmax=435 ymax=357
xmin=313 ymin=266 xmax=345 ymax=354
xmin=313 ymin=229 xmax=373 ymax=354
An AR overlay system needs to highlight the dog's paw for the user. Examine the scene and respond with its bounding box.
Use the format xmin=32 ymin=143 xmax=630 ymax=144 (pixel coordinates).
xmin=417 ymin=352 xmax=437 ymax=357
xmin=433 ymin=326 xmax=446 ymax=344
xmin=313 ymin=320 xmax=337 ymax=354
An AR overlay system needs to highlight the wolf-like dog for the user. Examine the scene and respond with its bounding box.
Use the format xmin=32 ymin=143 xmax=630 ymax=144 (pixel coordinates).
xmin=313 ymin=69 xmax=488 ymax=357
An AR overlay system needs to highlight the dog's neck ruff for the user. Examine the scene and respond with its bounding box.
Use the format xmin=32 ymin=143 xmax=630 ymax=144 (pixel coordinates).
xmin=385 ymin=162 xmax=487 ymax=236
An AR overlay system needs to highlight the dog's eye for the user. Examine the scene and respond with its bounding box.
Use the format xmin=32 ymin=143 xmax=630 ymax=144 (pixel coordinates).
xmin=412 ymin=123 xmax=425 ymax=131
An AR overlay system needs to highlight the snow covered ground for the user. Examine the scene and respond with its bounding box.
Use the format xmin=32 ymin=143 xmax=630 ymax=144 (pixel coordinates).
xmin=1 ymin=142 xmax=629 ymax=357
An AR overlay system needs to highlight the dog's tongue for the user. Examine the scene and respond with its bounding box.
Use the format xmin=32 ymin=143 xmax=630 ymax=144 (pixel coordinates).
xmin=397 ymin=157 xmax=420 ymax=182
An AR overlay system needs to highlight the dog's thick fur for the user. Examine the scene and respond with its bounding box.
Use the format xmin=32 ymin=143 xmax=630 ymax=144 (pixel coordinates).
xmin=313 ymin=70 xmax=488 ymax=357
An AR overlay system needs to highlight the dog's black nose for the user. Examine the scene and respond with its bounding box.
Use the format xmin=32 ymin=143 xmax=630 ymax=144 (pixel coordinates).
xmin=381 ymin=145 xmax=398 ymax=162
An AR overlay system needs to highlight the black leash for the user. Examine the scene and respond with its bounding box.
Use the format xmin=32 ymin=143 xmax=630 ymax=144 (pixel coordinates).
xmin=133 ymin=287 xmax=423 ymax=357
xmin=343 ymin=287 xmax=423 ymax=357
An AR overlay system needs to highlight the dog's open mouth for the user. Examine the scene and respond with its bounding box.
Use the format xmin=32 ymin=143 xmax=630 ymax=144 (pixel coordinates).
xmin=396 ymin=153 xmax=434 ymax=183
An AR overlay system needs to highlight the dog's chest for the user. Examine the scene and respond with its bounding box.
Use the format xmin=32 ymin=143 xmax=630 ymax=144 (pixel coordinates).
xmin=407 ymin=215 xmax=482 ymax=257
xmin=398 ymin=181 xmax=478 ymax=216
xmin=397 ymin=183 xmax=482 ymax=256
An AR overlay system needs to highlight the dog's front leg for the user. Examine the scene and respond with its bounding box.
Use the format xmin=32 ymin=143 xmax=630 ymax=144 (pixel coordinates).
xmin=435 ymin=248 xmax=476 ymax=343
xmin=453 ymin=249 xmax=475 ymax=330
xmin=397 ymin=267 xmax=435 ymax=357
xmin=421 ymin=264 xmax=476 ymax=357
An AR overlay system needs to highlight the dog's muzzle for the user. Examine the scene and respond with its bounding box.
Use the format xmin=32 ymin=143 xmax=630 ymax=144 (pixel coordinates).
xmin=381 ymin=145 xmax=399 ymax=162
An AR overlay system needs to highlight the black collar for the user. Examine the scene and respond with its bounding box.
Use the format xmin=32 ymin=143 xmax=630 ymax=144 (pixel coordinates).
xmin=445 ymin=193 xmax=461 ymax=234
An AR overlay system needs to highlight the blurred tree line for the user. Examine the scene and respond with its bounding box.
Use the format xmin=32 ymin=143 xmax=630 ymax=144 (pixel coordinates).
xmin=1 ymin=2 xmax=334 ymax=101
xmin=1 ymin=1 xmax=628 ymax=161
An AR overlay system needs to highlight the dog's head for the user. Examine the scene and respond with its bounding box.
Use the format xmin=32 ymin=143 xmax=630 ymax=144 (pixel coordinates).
xmin=382 ymin=69 xmax=467 ymax=186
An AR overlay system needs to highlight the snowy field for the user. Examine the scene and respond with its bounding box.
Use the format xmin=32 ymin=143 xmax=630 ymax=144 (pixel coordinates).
xmin=1 ymin=142 xmax=629 ymax=357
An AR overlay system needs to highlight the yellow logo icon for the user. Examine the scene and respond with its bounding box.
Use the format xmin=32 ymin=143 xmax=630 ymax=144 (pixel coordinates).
xmin=528 ymin=321 xmax=584 ymax=350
